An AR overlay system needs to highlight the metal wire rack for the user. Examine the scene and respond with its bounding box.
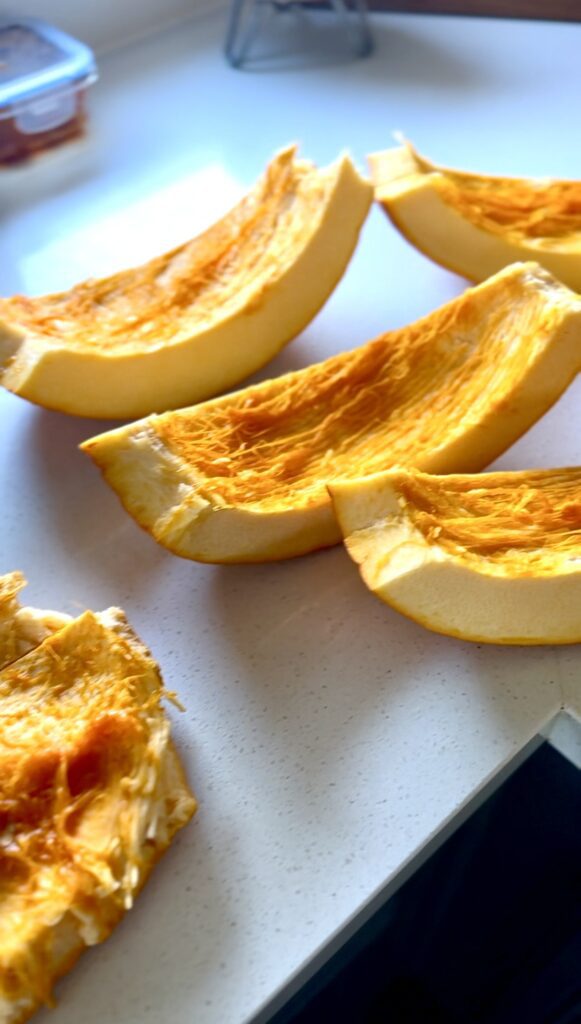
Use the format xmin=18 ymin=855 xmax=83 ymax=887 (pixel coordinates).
xmin=225 ymin=0 xmax=373 ymax=69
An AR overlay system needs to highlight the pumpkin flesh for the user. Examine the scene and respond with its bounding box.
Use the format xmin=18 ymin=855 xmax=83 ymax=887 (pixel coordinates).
xmin=0 ymin=589 xmax=196 ymax=1024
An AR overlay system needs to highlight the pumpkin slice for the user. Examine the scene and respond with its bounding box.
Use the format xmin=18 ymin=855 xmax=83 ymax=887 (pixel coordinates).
xmin=0 ymin=571 xmax=71 ymax=670
xmin=81 ymin=262 xmax=581 ymax=564
xmin=0 ymin=602 xmax=196 ymax=1024
xmin=0 ymin=146 xmax=372 ymax=419
xmin=369 ymin=139 xmax=581 ymax=290
xmin=330 ymin=466 xmax=581 ymax=645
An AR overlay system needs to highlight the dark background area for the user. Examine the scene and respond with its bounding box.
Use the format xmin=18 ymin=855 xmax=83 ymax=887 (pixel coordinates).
xmin=367 ymin=2 xmax=580 ymax=22
xmin=271 ymin=742 xmax=581 ymax=1024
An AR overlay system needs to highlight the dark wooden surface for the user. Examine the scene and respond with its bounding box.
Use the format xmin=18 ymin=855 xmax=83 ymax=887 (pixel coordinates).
xmin=367 ymin=1 xmax=581 ymax=21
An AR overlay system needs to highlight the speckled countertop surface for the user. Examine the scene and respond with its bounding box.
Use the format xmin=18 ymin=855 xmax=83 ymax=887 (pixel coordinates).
xmin=1 ymin=8 xmax=580 ymax=1024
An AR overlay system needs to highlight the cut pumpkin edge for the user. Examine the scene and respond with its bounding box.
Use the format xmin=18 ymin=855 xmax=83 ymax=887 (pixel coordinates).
xmin=81 ymin=423 xmax=342 ymax=562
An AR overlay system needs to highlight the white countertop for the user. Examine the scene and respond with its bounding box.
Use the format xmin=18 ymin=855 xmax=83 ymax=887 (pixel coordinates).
xmin=1 ymin=8 xmax=580 ymax=1024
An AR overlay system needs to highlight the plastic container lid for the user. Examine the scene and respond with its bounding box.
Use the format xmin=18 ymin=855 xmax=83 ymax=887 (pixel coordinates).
xmin=0 ymin=17 xmax=97 ymax=118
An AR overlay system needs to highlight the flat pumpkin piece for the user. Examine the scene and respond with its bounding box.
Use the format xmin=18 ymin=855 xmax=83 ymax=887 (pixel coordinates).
xmin=0 ymin=601 xmax=196 ymax=1024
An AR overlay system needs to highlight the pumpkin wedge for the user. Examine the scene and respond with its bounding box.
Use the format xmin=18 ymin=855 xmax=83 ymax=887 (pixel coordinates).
xmin=330 ymin=467 xmax=581 ymax=645
xmin=0 ymin=596 xmax=196 ymax=1024
xmin=369 ymin=139 xmax=581 ymax=290
xmin=0 ymin=146 xmax=372 ymax=419
xmin=0 ymin=571 xmax=70 ymax=670
xmin=81 ymin=262 xmax=581 ymax=564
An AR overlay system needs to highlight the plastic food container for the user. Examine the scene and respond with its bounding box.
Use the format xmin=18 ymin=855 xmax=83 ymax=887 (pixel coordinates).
xmin=0 ymin=17 xmax=97 ymax=165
